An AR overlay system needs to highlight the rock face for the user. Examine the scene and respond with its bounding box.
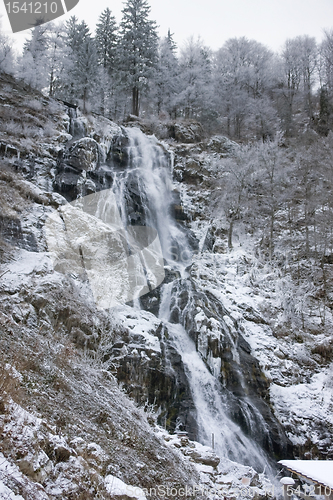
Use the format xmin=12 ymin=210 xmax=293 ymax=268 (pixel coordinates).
xmin=206 ymin=135 xmax=239 ymax=155
xmin=53 ymin=116 xmax=125 ymax=200
xmin=171 ymin=121 xmax=205 ymax=143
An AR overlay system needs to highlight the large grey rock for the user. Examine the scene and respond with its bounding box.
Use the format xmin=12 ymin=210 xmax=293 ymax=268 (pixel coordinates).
xmin=172 ymin=121 xmax=205 ymax=143
xmin=206 ymin=135 xmax=239 ymax=155
xmin=65 ymin=138 xmax=100 ymax=171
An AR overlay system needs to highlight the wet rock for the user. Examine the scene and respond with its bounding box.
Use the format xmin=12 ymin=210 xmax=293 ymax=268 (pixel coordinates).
xmin=109 ymin=132 xmax=130 ymax=167
xmin=65 ymin=138 xmax=100 ymax=171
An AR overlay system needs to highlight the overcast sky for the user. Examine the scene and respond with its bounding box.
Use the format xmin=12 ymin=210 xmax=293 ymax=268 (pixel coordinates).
xmin=2 ymin=0 xmax=333 ymax=53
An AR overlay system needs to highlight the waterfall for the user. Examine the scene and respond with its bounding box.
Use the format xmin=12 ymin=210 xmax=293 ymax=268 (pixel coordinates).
xmin=121 ymin=128 xmax=192 ymax=271
xmin=117 ymin=129 xmax=273 ymax=473
xmin=47 ymin=126 xmax=276 ymax=474
xmin=159 ymin=281 xmax=272 ymax=473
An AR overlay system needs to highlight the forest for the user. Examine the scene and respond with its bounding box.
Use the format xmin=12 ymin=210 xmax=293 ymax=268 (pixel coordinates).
xmin=1 ymin=0 xmax=333 ymax=141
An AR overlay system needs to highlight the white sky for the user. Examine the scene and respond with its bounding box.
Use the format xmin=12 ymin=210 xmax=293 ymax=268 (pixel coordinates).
xmin=1 ymin=0 xmax=333 ymax=54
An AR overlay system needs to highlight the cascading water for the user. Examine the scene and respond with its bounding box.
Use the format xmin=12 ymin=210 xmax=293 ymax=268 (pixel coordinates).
xmin=108 ymin=127 xmax=274 ymax=474
xmin=52 ymin=122 xmax=279 ymax=475
xmin=113 ymin=127 xmax=191 ymax=271
xmin=159 ymin=281 xmax=272 ymax=473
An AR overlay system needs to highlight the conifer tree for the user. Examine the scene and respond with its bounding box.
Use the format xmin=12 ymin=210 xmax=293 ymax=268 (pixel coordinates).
xmin=95 ymin=8 xmax=118 ymax=72
xmin=95 ymin=8 xmax=118 ymax=116
xmin=153 ymin=30 xmax=179 ymax=117
xmin=65 ymin=16 xmax=99 ymax=111
xmin=118 ymin=0 xmax=158 ymax=116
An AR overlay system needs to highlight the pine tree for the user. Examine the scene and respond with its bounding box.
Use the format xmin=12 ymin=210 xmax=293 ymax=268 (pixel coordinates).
xmin=65 ymin=17 xmax=99 ymax=111
xmin=153 ymin=30 xmax=179 ymax=117
xmin=118 ymin=0 xmax=158 ymax=116
xmin=95 ymin=8 xmax=118 ymax=72
xmin=95 ymin=8 xmax=118 ymax=116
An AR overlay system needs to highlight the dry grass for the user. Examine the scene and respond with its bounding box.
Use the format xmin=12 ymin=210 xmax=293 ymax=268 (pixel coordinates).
xmin=0 ymin=358 xmax=22 ymax=413
xmin=0 ymin=162 xmax=51 ymax=219
xmin=0 ymin=73 xmax=66 ymax=157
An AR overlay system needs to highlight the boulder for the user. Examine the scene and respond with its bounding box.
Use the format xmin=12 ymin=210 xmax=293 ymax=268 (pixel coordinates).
xmin=184 ymin=447 xmax=220 ymax=467
xmin=206 ymin=135 xmax=239 ymax=155
xmin=171 ymin=121 xmax=205 ymax=143
xmin=65 ymin=138 xmax=100 ymax=171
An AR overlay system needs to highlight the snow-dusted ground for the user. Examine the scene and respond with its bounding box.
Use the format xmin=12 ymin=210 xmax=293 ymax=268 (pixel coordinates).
xmin=186 ymin=217 xmax=333 ymax=457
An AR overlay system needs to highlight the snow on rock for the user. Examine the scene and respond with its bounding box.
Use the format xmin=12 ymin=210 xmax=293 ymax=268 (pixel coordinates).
xmin=270 ymin=367 xmax=333 ymax=448
xmin=154 ymin=427 xmax=274 ymax=499
xmin=0 ymin=249 xmax=58 ymax=294
xmin=111 ymin=305 xmax=163 ymax=354
xmin=0 ymin=452 xmax=49 ymax=500
xmin=105 ymin=475 xmax=147 ymax=499
xmin=71 ymin=114 xmax=122 ymax=158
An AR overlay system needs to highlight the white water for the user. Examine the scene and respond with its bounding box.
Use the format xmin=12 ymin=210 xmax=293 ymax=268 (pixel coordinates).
xmin=123 ymin=128 xmax=191 ymax=272
xmin=159 ymin=282 xmax=271 ymax=473
xmin=115 ymin=128 xmax=274 ymax=473
xmin=58 ymin=126 xmax=274 ymax=473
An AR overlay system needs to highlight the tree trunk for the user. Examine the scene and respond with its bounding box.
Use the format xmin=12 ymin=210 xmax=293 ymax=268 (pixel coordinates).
xmin=49 ymin=68 xmax=54 ymax=97
xmin=228 ymin=220 xmax=234 ymax=249
xmin=132 ymin=86 xmax=139 ymax=116
xmin=269 ymin=211 xmax=274 ymax=260
xmin=83 ymin=87 xmax=87 ymax=114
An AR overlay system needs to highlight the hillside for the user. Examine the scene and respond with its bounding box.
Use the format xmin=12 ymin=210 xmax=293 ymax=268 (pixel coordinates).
xmin=0 ymin=71 xmax=332 ymax=499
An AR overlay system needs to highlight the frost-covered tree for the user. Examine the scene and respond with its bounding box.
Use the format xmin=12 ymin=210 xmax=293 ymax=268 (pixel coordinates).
xmin=320 ymin=30 xmax=333 ymax=91
xmin=95 ymin=8 xmax=118 ymax=116
xmin=152 ymin=30 xmax=179 ymax=117
xmin=47 ymin=22 xmax=71 ymax=97
xmin=177 ymin=36 xmax=214 ymax=122
xmin=19 ymin=24 xmax=49 ymax=90
xmin=212 ymin=145 xmax=254 ymax=248
xmin=213 ymin=37 xmax=277 ymax=139
xmin=0 ymin=17 xmax=14 ymax=73
xmin=65 ymin=16 xmax=99 ymax=111
xmin=250 ymin=139 xmax=288 ymax=260
xmin=17 ymin=22 xmax=70 ymax=97
xmin=280 ymin=36 xmax=317 ymax=135
xmin=117 ymin=0 xmax=158 ymax=116
xmin=318 ymin=31 xmax=333 ymax=134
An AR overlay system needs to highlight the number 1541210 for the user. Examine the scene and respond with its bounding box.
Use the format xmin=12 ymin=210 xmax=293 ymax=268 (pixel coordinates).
xmin=5 ymin=2 xmax=58 ymax=14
